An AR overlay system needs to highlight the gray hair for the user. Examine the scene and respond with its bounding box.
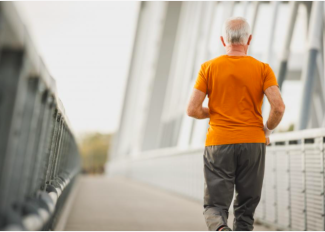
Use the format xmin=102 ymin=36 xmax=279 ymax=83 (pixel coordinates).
xmin=222 ymin=17 xmax=251 ymax=45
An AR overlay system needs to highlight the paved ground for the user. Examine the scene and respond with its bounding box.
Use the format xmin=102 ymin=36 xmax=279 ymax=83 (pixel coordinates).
xmin=64 ymin=176 xmax=273 ymax=231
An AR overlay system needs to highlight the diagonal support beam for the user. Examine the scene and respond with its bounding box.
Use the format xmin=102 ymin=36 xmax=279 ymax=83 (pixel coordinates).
xmin=298 ymin=1 xmax=324 ymax=130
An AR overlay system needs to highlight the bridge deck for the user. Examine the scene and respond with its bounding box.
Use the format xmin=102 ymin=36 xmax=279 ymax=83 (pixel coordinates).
xmin=63 ymin=176 xmax=273 ymax=231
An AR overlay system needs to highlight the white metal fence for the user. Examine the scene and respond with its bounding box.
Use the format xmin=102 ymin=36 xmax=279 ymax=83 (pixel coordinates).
xmin=107 ymin=128 xmax=325 ymax=231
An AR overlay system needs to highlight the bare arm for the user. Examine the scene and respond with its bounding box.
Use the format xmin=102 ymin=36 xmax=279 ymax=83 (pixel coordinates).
xmin=187 ymin=88 xmax=210 ymax=119
xmin=264 ymin=86 xmax=285 ymax=130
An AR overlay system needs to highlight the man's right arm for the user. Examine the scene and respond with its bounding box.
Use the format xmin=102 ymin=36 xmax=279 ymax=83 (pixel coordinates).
xmin=264 ymin=85 xmax=285 ymax=131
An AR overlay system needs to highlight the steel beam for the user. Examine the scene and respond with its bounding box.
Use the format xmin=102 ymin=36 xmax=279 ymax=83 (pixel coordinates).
xmin=277 ymin=1 xmax=299 ymax=90
xmin=141 ymin=2 xmax=182 ymax=151
xmin=265 ymin=1 xmax=280 ymax=64
xmin=250 ymin=1 xmax=260 ymax=35
xmin=298 ymin=1 xmax=324 ymax=130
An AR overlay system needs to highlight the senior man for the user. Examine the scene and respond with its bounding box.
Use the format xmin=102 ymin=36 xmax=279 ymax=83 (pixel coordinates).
xmin=187 ymin=17 xmax=285 ymax=231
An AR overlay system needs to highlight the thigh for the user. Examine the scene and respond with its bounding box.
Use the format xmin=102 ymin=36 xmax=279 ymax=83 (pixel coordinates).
xmin=203 ymin=145 xmax=237 ymax=209
xmin=234 ymin=143 xmax=266 ymax=206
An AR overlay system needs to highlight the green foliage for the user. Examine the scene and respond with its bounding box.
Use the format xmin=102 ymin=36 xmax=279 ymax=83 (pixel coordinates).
xmin=278 ymin=123 xmax=295 ymax=133
xmin=287 ymin=123 xmax=294 ymax=132
xmin=78 ymin=133 xmax=112 ymax=174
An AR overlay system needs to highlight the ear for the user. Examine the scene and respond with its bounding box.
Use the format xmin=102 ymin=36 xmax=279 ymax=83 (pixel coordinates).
xmin=220 ymin=36 xmax=226 ymax=47
xmin=247 ymin=35 xmax=252 ymax=45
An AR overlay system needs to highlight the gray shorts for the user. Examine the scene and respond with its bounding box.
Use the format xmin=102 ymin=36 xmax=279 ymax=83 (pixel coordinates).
xmin=203 ymin=143 xmax=266 ymax=231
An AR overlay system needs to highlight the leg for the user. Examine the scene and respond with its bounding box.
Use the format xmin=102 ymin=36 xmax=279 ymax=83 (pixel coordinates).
xmin=233 ymin=143 xmax=266 ymax=231
xmin=203 ymin=145 xmax=237 ymax=231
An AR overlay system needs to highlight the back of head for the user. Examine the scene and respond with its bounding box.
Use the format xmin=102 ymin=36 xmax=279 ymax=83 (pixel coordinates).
xmin=222 ymin=17 xmax=251 ymax=45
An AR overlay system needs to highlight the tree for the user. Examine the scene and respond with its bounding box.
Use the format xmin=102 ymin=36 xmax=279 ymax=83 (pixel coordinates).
xmin=78 ymin=133 xmax=112 ymax=174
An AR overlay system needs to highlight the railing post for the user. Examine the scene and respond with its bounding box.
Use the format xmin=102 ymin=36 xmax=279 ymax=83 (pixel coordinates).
xmin=51 ymin=117 xmax=63 ymax=181
xmin=45 ymin=110 xmax=59 ymax=185
xmin=274 ymin=150 xmax=277 ymax=224
xmin=302 ymin=138 xmax=307 ymax=230
xmin=286 ymin=140 xmax=291 ymax=229
xmin=320 ymin=136 xmax=325 ymax=230
xmin=30 ymin=91 xmax=52 ymax=194
xmin=53 ymin=122 xmax=65 ymax=180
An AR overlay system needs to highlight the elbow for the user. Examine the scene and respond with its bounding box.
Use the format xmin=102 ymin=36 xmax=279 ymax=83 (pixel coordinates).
xmin=186 ymin=106 xmax=196 ymax=118
xmin=274 ymin=103 xmax=285 ymax=116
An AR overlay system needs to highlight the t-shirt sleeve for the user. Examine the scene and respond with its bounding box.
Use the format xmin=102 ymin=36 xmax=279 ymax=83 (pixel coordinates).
xmin=263 ymin=64 xmax=279 ymax=92
xmin=194 ymin=64 xmax=207 ymax=94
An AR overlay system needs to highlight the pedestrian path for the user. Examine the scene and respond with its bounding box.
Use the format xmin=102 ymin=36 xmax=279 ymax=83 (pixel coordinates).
xmin=63 ymin=176 xmax=273 ymax=231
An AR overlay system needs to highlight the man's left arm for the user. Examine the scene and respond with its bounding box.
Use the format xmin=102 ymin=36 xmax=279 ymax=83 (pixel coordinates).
xmin=186 ymin=88 xmax=210 ymax=119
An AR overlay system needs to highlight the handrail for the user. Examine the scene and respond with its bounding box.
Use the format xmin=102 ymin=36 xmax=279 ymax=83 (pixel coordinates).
xmin=269 ymin=127 xmax=325 ymax=142
xmin=113 ymin=128 xmax=325 ymax=162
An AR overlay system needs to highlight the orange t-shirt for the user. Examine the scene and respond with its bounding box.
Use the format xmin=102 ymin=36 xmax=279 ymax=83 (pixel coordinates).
xmin=194 ymin=55 xmax=279 ymax=146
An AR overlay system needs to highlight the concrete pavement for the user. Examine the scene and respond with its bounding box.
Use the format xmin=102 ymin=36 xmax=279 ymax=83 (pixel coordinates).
xmin=63 ymin=176 xmax=273 ymax=231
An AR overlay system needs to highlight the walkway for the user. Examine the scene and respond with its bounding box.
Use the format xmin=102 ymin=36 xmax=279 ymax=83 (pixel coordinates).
xmin=63 ymin=176 xmax=273 ymax=231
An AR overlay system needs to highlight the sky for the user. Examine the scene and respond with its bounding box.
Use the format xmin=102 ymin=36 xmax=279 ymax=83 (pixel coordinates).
xmin=15 ymin=2 xmax=139 ymax=135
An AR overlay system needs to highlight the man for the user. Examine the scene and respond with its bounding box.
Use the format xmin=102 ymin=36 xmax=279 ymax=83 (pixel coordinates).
xmin=187 ymin=17 xmax=285 ymax=231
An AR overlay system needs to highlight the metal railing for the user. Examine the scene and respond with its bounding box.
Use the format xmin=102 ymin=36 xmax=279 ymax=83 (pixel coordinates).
xmin=107 ymin=128 xmax=325 ymax=230
xmin=0 ymin=2 xmax=80 ymax=230
xmin=256 ymin=129 xmax=325 ymax=231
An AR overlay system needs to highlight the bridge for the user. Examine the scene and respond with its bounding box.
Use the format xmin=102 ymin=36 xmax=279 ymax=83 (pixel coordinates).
xmin=0 ymin=1 xmax=324 ymax=231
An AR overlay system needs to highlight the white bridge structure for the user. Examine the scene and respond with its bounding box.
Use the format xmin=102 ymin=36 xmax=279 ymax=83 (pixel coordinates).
xmin=107 ymin=1 xmax=325 ymax=230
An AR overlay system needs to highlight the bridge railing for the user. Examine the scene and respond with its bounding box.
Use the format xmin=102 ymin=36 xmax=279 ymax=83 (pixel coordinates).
xmin=107 ymin=128 xmax=325 ymax=230
xmin=256 ymin=128 xmax=325 ymax=231
xmin=0 ymin=2 xmax=80 ymax=230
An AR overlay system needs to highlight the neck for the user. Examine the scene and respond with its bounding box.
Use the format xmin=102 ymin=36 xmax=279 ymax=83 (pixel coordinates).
xmin=226 ymin=44 xmax=247 ymax=56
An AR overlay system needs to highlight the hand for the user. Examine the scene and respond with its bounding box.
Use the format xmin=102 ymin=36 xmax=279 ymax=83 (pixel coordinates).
xmin=265 ymin=137 xmax=270 ymax=145
xmin=202 ymin=107 xmax=210 ymax=119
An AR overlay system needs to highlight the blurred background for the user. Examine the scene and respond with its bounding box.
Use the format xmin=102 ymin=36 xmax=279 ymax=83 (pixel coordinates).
xmin=0 ymin=1 xmax=324 ymax=231
xmin=14 ymin=1 xmax=139 ymax=174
